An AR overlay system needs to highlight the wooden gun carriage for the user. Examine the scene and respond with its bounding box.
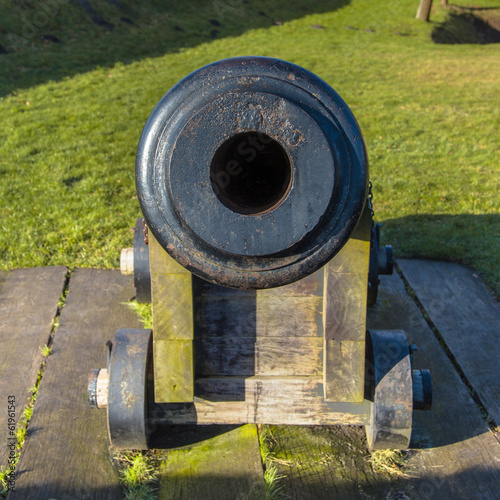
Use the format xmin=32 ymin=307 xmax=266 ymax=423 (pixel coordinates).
xmin=88 ymin=57 xmax=431 ymax=451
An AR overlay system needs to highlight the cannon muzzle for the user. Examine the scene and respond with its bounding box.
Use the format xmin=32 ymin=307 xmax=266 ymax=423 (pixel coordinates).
xmin=136 ymin=56 xmax=368 ymax=289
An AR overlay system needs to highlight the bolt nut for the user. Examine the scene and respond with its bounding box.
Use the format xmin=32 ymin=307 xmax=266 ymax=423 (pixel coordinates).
xmin=120 ymin=248 xmax=134 ymax=276
xmin=413 ymin=369 xmax=432 ymax=411
xmin=377 ymin=245 xmax=394 ymax=275
xmin=88 ymin=368 xmax=109 ymax=409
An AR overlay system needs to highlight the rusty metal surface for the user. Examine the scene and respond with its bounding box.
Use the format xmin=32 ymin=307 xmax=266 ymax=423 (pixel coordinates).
xmin=365 ymin=329 xmax=413 ymax=450
xmin=136 ymin=56 xmax=369 ymax=289
xmin=412 ymin=368 xmax=433 ymax=411
xmin=133 ymin=218 xmax=151 ymax=303
xmin=107 ymin=328 xmax=152 ymax=450
xmin=87 ymin=368 xmax=100 ymax=409
xmin=368 ymin=222 xmax=393 ymax=306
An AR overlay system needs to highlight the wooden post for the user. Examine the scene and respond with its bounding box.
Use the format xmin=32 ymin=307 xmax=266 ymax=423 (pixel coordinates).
xmin=149 ymin=233 xmax=194 ymax=403
xmin=416 ymin=0 xmax=433 ymax=21
xmin=322 ymin=207 xmax=371 ymax=402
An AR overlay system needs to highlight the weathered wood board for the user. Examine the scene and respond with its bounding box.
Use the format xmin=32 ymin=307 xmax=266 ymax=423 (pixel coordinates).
xmin=150 ymin=233 xmax=194 ymax=403
xmin=157 ymin=424 xmax=266 ymax=500
xmin=0 ymin=267 xmax=67 ymax=470
xmin=3 ymin=260 xmax=499 ymax=500
xmin=367 ymin=271 xmax=500 ymax=499
xmin=398 ymin=259 xmax=500 ymax=426
xmin=322 ymin=207 xmax=370 ymax=403
xmin=194 ymin=270 xmax=323 ymax=298
xmin=268 ymin=424 xmax=398 ymax=499
xmin=9 ymin=269 xmax=141 ymax=500
xmin=193 ymin=271 xmax=324 ymax=383
xmin=195 ymin=336 xmax=323 ymax=377
xmin=148 ymin=378 xmax=370 ymax=426
xmin=194 ymin=285 xmax=323 ymax=339
xmin=270 ymin=270 xmax=500 ymax=499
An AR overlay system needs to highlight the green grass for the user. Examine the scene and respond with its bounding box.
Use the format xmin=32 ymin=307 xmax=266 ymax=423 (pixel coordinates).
xmin=0 ymin=0 xmax=498 ymax=295
xmin=39 ymin=344 xmax=51 ymax=357
xmin=263 ymin=464 xmax=285 ymax=500
xmin=15 ymin=364 xmax=45 ymax=450
xmin=0 ymin=363 xmax=46 ymax=497
xmin=258 ymin=425 xmax=287 ymax=499
xmin=126 ymin=301 xmax=152 ymax=329
xmin=113 ymin=451 xmax=158 ymax=500
xmin=368 ymin=449 xmax=410 ymax=477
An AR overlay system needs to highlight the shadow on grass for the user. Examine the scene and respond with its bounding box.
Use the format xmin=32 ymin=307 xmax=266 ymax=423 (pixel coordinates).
xmin=432 ymin=10 xmax=500 ymax=44
xmin=380 ymin=213 xmax=499 ymax=297
xmin=0 ymin=0 xmax=350 ymax=96
xmin=446 ymin=4 xmax=500 ymax=10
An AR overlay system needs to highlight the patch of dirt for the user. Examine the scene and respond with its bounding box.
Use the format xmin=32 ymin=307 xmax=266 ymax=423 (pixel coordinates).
xmin=432 ymin=9 xmax=500 ymax=44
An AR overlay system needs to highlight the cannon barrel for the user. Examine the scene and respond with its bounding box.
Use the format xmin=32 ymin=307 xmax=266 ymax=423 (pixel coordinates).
xmin=91 ymin=59 xmax=433 ymax=453
xmin=136 ymin=56 xmax=369 ymax=289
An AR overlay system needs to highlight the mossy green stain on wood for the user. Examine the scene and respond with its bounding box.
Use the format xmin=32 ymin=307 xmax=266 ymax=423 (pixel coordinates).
xmin=326 ymin=208 xmax=371 ymax=275
xmin=150 ymin=234 xmax=194 ymax=402
xmin=158 ymin=425 xmax=266 ymax=500
xmin=262 ymin=424 xmax=399 ymax=498
xmin=154 ymin=340 xmax=194 ymax=402
xmin=152 ymin=273 xmax=194 ymax=340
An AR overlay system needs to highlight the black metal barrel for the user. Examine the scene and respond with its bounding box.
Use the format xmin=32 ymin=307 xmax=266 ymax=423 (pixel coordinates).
xmin=136 ymin=56 xmax=369 ymax=289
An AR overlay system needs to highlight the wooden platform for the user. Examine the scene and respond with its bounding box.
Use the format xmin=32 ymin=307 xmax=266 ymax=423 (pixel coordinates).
xmin=1 ymin=260 xmax=499 ymax=499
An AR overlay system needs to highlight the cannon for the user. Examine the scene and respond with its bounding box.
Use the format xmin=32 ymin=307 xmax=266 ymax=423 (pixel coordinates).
xmin=88 ymin=57 xmax=431 ymax=451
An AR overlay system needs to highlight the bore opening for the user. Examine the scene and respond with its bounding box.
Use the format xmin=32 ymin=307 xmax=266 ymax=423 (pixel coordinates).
xmin=210 ymin=132 xmax=292 ymax=215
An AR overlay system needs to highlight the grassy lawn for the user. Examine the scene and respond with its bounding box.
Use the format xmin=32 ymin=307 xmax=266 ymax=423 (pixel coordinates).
xmin=0 ymin=0 xmax=498 ymax=295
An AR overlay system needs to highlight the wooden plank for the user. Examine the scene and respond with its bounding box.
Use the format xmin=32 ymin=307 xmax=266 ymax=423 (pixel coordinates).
xmin=148 ymin=377 xmax=370 ymax=426
xmin=150 ymin=398 xmax=369 ymax=426
xmin=194 ymin=293 xmax=323 ymax=338
xmin=323 ymin=271 xmax=368 ymax=341
xmin=150 ymin=233 xmax=194 ymax=403
xmin=0 ymin=267 xmax=67 ymax=470
xmin=153 ymin=273 xmax=194 ymax=340
xmin=323 ymin=339 xmax=365 ymax=402
xmin=10 ymin=269 xmax=142 ymax=500
xmin=257 ymin=295 xmax=323 ymax=337
xmin=195 ymin=336 xmax=323 ymax=376
xmin=325 ymin=207 xmax=371 ymax=275
xmin=155 ymin=339 xmax=194 ymax=402
xmin=398 ymin=259 xmax=500 ymax=425
xmin=194 ymin=269 xmax=323 ymax=298
xmin=322 ymin=207 xmax=370 ymax=402
xmin=267 ymin=425 xmax=398 ymax=499
xmin=157 ymin=425 xmax=266 ymax=500
xmin=269 ymin=269 xmax=500 ymax=499
xmin=365 ymin=270 xmax=500 ymax=499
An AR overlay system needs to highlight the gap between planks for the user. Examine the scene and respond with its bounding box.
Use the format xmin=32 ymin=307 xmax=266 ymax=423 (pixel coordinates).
xmin=397 ymin=259 xmax=500 ymax=437
xmin=0 ymin=267 xmax=67 ymax=471
xmin=367 ymin=269 xmax=500 ymax=499
xmin=8 ymin=269 xmax=141 ymax=500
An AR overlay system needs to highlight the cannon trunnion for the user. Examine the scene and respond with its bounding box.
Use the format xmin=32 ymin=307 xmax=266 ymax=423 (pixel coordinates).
xmin=88 ymin=57 xmax=431 ymax=451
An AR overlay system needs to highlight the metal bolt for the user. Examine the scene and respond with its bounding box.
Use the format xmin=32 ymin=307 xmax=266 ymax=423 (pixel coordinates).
xmin=409 ymin=344 xmax=418 ymax=365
